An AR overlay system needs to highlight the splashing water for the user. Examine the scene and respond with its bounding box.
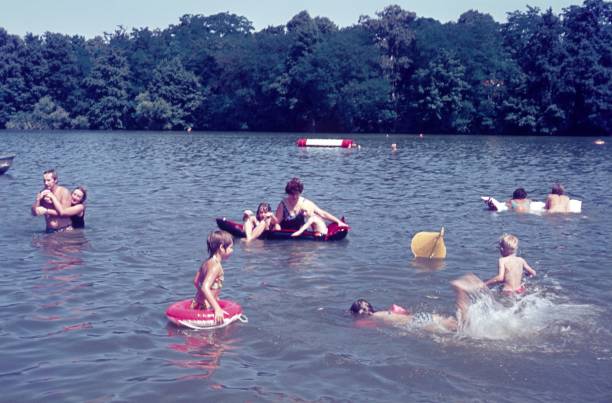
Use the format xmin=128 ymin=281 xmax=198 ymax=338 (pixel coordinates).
xmin=457 ymin=289 xmax=595 ymax=342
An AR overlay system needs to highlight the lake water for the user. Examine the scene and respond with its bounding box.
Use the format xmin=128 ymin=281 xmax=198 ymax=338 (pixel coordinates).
xmin=1 ymin=131 xmax=611 ymax=401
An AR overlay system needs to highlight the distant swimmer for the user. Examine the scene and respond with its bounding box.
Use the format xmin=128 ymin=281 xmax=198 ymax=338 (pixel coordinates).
xmin=545 ymin=183 xmax=570 ymax=213
xmin=419 ymin=133 xmax=424 ymax=138
xmin=187 ymin=127 xmax=192 ymax=133
xmin=391 ymin=143 xmax=397 ymax=152
xmin=485 ymin=234 xmax=536 ymax=295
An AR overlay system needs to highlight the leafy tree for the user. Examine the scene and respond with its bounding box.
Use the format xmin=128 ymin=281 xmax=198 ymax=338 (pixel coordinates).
xmin=0 ymin=29 xmax=26 ymax=127
xmin=337 ymin=78 xmax=396 ymax=132
xmin=409 ymin=51 xmax=470 ymax=133
xmin=139 ymin=57 xmax=203 ymax=129
xmin=124 ymin=27 xmax=167 ymax=96
xmin=360 ymin=5 xmax=417 ymax=109
xmin=83 ymin=48 xmax=130 ymax=129
xmin=163 ymin=13 xmax=253 ymax=81
xmin=132 ymin=92 xmax=173 ymax=130
xmin=19 ymin=34 xmax=49 ymax=112
xmin=502 ymin=7 xmax=567 ymax=134
xmin=6 ymin=96 xmax=72 ymax=129
xmin=289 ymin=26 xmax=393 ymax=132
xmin=41 ymin=33 xmax=88 ymax=113
xmin=560 ymin=0 xmax=612 ymax=134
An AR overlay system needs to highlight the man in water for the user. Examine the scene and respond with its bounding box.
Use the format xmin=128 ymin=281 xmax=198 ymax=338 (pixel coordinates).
xmin=31 ymin=169 xmax=72 ymax=233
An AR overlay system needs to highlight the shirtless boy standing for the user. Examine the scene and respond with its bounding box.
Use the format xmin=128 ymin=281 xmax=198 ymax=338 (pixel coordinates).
xmin=485 ymin=234 xmax=536 ymax=294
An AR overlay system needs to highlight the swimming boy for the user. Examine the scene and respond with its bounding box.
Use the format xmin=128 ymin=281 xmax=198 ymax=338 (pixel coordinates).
xmin=485 ymin=234 xmax=536 ymax=294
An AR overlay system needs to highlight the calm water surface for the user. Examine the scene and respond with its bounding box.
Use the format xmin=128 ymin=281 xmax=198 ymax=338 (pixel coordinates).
xmin=1 ymin=131 xmax=611 ymax=402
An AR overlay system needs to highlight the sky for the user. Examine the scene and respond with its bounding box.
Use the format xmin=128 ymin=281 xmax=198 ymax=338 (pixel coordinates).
xmin=1 ymin=0 xmax=584 ymax=38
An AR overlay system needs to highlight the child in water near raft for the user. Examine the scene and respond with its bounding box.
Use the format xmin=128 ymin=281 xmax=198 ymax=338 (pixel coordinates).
xmin=191 ymin=230 xmax=234 ymax=324
xmin=243 ymin=202 xmax=275 ymax=241
xmin=485 ymin=234 xmax=536 ymax=294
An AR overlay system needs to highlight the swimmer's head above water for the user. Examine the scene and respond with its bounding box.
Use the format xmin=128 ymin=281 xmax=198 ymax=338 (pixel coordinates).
xmin=551 ymin=183 xmax=565 ymax=196
xmin=512 ymin=188 xmax=527 ymax=200
xmin=256 ymin=202 xmax=271 ymax=219
xmin=499 ymin=233 xmax=518 ymax=257
xmin=350 ymin=299 xmax=375 ymax=316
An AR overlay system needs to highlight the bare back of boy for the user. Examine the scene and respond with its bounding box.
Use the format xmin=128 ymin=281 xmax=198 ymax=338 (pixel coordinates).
xmin=498 ymin=256 xmax=529 ymax=292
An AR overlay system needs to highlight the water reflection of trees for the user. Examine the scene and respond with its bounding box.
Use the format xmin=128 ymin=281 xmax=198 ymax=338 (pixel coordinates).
xmin=167 ymin=325 xmax=239 ymax=381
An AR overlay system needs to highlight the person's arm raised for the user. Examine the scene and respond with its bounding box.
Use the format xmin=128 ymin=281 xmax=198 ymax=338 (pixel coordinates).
xmin=31 ymin=191 xmax=44 ymax=216
xmin=47 ymin=192 xmax=84 ymax=217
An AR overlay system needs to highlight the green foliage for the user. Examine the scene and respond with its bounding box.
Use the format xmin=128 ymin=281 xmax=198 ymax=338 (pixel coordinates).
xmin=132 ymin=92 xmax=174 ymax=130
xmin=560 ymin=0 xmax=612 ymax=134
xmin=83 ymin=49 xmax=130 ymax=129
xmin=0 ymin=29 xmax=27 ymax=126
xmin=6 ymin=96 xmax=73 ymax=129
xmin=1 ymin=1 xmax=609 ymax=134
xmin=136 ymin=58 xmax=203 ymax=130
xmin=409 ymin=52 xmax=470 ymax=133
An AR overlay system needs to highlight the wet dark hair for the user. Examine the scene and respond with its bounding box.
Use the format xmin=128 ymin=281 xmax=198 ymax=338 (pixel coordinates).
xmin=512 ymin=188 xmax=527 ymax=199
xmin=74 ymin=186 xmax=87 ymax=203
xmin=350 ymin=299 xmax=375 ymax=316
xmin=256 ymin=202 xmax=271 ymax=219
xmin=551 ymin=183 xmax=565 ymax=196
xmin=285 ymin=177 xmax=304 ymax=195
xmin=257 ymin=202 xmax=271 ymax=214
xmin=43 ymin=169 xmax=58 ymax=180
xmin=207 ymin=230 xmax=233 ymax=257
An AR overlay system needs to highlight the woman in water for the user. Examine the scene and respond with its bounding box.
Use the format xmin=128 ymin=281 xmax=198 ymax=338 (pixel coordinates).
xmin=507 ymin=188 xmax=531 ymax=212
xmin=273 ymin=177 xmax=348 ymax=235
xmin=37 ymin=186 xmax=87 ymax=229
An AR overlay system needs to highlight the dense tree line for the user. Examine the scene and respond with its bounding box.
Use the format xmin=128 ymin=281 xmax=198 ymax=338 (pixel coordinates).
xmin=0 ymin=0 xmax=610 ymax=134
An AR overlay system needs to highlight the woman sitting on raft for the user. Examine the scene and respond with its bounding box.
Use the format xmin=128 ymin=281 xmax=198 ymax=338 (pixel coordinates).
xmin=35 ymin=186 xmax=87 ymax=229
xmin=243 ymin=202 xmax=275 ymax=241
xmin=545 ymin=183 xmax=570 ymax=213
xmin=273 ymin=177 xmax=348 ymax=236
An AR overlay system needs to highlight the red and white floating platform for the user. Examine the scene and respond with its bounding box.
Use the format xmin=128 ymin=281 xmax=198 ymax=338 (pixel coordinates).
xmin=296 ymin=138 xmax=354 ymax=148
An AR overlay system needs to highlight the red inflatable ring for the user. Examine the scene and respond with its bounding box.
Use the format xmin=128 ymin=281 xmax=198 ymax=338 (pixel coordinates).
xmin=166 ymin=299 xmax=247 ymax=330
